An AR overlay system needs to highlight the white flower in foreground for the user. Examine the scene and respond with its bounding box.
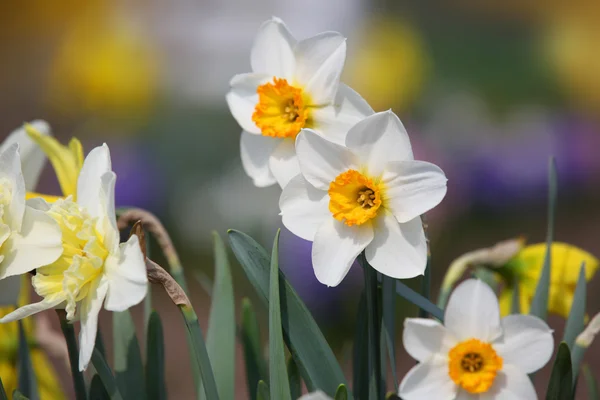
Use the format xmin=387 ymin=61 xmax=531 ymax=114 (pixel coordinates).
xmin=226 ymin=17 xmax=373 ymax=188
xmin=0 ymin=120 xmax=52 ymax=191
xmin=400 ymin=279 xmax=554 ymax=400
xmin=280 ymin=111 xmax=447 ymax=286
xmin=0 ymin=144 xmax=62 ymax=280
xmin=0 ymin=144 xmax=148 ymax=371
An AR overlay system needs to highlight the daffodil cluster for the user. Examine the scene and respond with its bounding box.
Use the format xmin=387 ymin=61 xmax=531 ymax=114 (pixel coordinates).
xmin=0 ymin=122 xmax=148 ymax=372
xmin=227 ymin=17 xmax=448 ymax=286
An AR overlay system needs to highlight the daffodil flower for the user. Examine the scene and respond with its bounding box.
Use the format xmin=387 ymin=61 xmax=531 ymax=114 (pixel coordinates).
xmin=499 ymin=242 xmax=599 ymax=318
xmin=0 ymin=144 xmax=148 ymax=371
xmin=226 ymin=17 xmax=373 ymax=188
xmin=399 ymin=279 xmax=554 ymax=399
xmin=280 ymin=111 xmax=447 ymax=286
xmin=24 ymin=122 xmax=84 ymax=201
xmin=0 ymin=144 xmax=63 ymax=280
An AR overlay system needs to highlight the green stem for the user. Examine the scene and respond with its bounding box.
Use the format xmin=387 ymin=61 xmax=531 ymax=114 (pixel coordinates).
xmin=361 ymin=255 xmax=383 ymax=400
xmin=58 ymin=312 xmax=88 ymax=400
xmin=179 ymin=305 xmax=220 ymax=400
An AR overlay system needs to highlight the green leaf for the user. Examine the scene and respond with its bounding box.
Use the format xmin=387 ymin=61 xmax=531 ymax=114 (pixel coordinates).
xmin=583 ymin=365 xmax=599 ymax=400
xmin=146 ymin=312 xmax=167 ymax=400
xmin=564 ymin=263 xmax=586 ymax=351
xmin=287 ymin=358 xmax=301 ymax=400
xmin=95 ymin=328 xmax=107 ymax=358
xmin=91 ymin=349 xmax=124 ymax=400
xmin=12 ymin=391 xmax=29 ymax=400
xmin=17 ymin=320 xmax=38 ymax=400
xmin=202 ymin=232 xmax=235 ymax=400
xmin=0 ymin=376 xmax=8 ymax=400
xmin=257 ymin=381 xmax=270 ymax=400
xmin=241 ymin=297 xmax=268 ymax=400
xmin=89 ymin=375 xmax=110 ymax=400
xmin=419 ymin=252 xmax=431 ymax=318
xmin=546 ymin=342 xmax=573 ymax=400
xmin=361 ymin=259 xmax=382 ymax=400
xmin=59 ymin=318 xmax=87 ymax=400
xmin=381 ymin=275 xmax=398 ymax=388
xmin=352 ymin=292 xmax=368 ymax=400
xmin=268 ymin=230 xmax=292 ymax=400
xmin=228 ymin=229 xmax=349 ymax=398
xmin=530 ymin=157 xmax=557 ymax=321
xmin=510 ymin=283 xmax=521 ymax=315
xmin=395 ymin=281 xmax=444 ymax=322
xmin=113 ymin=310 xmax=146 ymax=399
xmin=335 ymin=384 xmax=349 ymax=400
xmin=179 ymin=305 xmax=220 ymax=400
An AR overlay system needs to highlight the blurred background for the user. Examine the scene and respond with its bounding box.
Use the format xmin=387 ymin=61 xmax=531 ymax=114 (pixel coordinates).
xmin=1 ymin=0 xmax=600 ymax=398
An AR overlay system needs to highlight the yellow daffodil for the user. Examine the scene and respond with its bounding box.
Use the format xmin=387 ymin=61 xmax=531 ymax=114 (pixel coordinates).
xmin=23 ymin=123 xmax=84 ymax=202
xmin=499 ymin=242 xmax=599 ymax=317
xmin=0 ymin=277 xmax=65 ymax=399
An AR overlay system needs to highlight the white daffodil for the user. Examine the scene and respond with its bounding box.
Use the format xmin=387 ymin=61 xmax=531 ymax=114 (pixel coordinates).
xmin=0 ymin=144 xmax=148 ymax=371
xmin=226 ymin=17 xmax=373 ymax=188
xmin=280 ymin=111 xmax=447 ymax=286
xmin=0 ymin=143 xmax=63 ymax=280
xmin=399 ymin=279 xmax=554 ymax=400
xmin=0 ymin=120 xmax=51 ymax=191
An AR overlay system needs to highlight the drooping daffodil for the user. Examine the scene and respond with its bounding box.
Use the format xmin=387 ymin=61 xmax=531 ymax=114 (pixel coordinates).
xmin=0 ymin=144 xmax=63 ymax=280
xmin=226 ymin=17 xmax=373 ymax=188
xmin=400 ymin=279 xmax=554 ymax=399
xmin=498 ymin=242 xmax=599 ymax=318
xmin=280 ymin=111 xmax=447 ymax=286
xmin=24 ymin=122 xmax=84 ymax=201
xmin=0 ymin=144 xmax=148 ymax=371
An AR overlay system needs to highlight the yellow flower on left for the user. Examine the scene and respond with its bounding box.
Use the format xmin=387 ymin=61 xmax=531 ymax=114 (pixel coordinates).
xmin=499 ymin=242 xmax=599 ymax=318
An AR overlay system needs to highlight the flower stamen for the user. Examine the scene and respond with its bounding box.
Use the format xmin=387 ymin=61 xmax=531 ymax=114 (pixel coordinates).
xmin=448 ymin=338 xmax=502 ymax=394
xmin=329 ymin=170 xmax=383 ymax=226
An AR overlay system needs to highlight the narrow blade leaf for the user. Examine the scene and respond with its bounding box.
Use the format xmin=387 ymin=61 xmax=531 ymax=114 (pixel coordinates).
xmin=564 ymin=263 xmax=586 ymax=350
xmin=269 ymin=230 xmax=292 ymax=400
xmin=582 ymin=365 xmax=599 ymax=400
xmin=530 ymin=157 xmax=557 ymax=321
xmin=241 ymin=297 xmax=267 ymax=400
xmin=201 ymin=232 xmax=235 ymax=400
xmin=546 ymin=342 xmax=573 ymax=400
xmin=89 ymin=375 xmax=110 ymax=400
xmin=257 ymin=381 xmax=270 ymax=400
xmin=335 ymin=385 xmax=348 ymax=400
xmin=146 ymin=312 xmax=167 ymax=400
xmin=395 ymin=281 xmax=444 ymax=322
xmin=381 ymin=275 xmax=398 ymax=387
xmin=288 ymin=358 xmax=301 ymax=400
xmin=91 ymin=349 xmax=124 ymax=400
xmin=353 ymin=291 xmax=368 ymax=400
xmin=17 ymin=320 xmax=38 ymax=400
xmin=228 ymin=229 xmax=349 ymax=398
xmin=113 ymin=310 xmax=146 ymax=399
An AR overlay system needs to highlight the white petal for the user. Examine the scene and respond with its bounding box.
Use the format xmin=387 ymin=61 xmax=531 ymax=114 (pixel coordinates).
xmin=280 ymin=174 xmax=329 ymax=241
xmin=444 ymin=279 xmax=502 ymax=342
xmin=77 ymin=144 xmax=112 ymax=217
xmin=346 ymin=110 xmax=414 ymax=177
xmin=98 ymin=172 xmax=119 ymax=253
xmin=78 ymin=277 xmax=109 ymax=371
xmin=298 ymin=391 xmax=332 ymax=400
xmin=0 ymin=296 xmax=63 ymax=323
xmin=455 ymin=391 xmax=478 ymax=400
xmin=240 ymin=131 xmax=279 ymax=187
xmin=226 ymin=73 xmax=271 ymax=134
xmin=310 ymin=83 xmax=374 ymax=145
xmin=382 ymin=160 xmax=448 ymax=223
xmin=268 ymin=139 xmax=300 ymax=188
xmin=294 ymin=32 xmax=346 ymax=105
xmin=311 ymin=218 xmax=373 ymax=286
xmin=104 ymin=235 xmax=148 ymax=312
xmin=295 ymin=129 xmax=357 ymax=190
xmin=365 ymin=213 xmax=427 ymax=279
xmin=403 ymin=318 xmax=454 ymax=363
xmin=481 ymin=365 xmax=537 ymax=400
xmin=251 ymin=17 xmax=296 ymax=78
xmin=493 ymin=314 xmax=554 ymax=374
xmin=398 ymin=355 xmax=457 ymax=400
xmin=0 ymin=144 xmax=26 ymax=231
xmin=0 ymin=206 xmax=63 ymax=279
xmin=1 ymin=120 xmax=50 ymax=191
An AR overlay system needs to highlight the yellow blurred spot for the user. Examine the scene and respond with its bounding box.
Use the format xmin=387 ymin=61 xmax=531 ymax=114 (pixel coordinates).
xmin=344 ymin=16 xmax=428 ymax=112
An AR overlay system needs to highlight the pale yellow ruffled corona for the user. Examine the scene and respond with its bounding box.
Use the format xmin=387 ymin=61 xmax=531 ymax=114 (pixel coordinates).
xmin=24 ymin=123 xmax=84 ymax=202
xmin=0 ymin=276 xmax=65 ymax=399
xmin=499 ymin=242 xmax=599 ymax=318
